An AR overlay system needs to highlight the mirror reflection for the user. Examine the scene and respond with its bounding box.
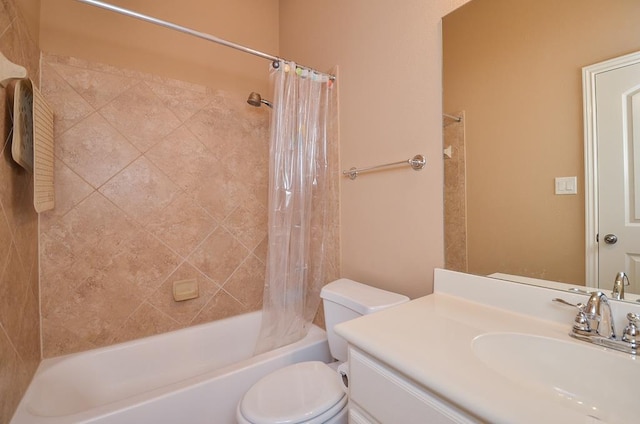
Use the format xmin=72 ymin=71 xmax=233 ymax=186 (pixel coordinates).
xmin=442 ymin=0 xmax=640 ymax=295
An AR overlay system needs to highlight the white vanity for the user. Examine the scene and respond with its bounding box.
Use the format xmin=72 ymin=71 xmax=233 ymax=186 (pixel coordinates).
xmin=335 ymin=269 xmax=640 ymax=424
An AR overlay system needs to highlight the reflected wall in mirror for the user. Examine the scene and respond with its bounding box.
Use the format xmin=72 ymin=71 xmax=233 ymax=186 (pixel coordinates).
xmin=443 ymin=0 xmax=640 ymax=289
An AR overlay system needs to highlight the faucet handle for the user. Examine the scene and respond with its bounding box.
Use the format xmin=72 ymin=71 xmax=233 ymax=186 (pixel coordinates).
xmin=552 ymin=298 xmax=585 ymax=310
xmin=552 ymin=298 xmax=591 ymax=333
xmin=622 ymin=313 xmax=640 ymax=346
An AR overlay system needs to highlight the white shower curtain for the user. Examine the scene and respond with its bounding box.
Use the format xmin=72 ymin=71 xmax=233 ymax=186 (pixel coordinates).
xmin=255 ymin=62 xmax=334 ymax=353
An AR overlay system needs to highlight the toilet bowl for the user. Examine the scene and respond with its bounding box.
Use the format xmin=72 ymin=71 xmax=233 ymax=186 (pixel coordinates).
xmin=236 ymin=279 xmax=409 ymax=424
xmin=236 ymin=361 xmax=347 ymax=424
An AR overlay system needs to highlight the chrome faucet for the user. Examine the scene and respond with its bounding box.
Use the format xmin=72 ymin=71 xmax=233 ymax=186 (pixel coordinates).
xmin=612 ymin=271 xmax=629 ymax=300
xmin=553 ymin=291 xmax=637 ymax=355
xmin=555 ymin=291 xmax=615 ymax=338
xmin=585 ymin=291 xmax=616 ymax=338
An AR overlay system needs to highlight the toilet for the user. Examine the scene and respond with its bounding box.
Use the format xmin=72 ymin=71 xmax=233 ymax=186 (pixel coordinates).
xmin=236 ymin=278 xmax=409 ymax=424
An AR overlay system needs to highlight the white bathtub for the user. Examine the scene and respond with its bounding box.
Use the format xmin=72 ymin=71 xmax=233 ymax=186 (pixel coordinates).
xmin=11 ymin=311 xmax=332 ymax=424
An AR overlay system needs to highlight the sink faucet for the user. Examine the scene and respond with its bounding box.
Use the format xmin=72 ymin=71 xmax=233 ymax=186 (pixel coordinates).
xmin=553 ymin=291 xmax=638 ymax=355
xmin=583 ymin=291 xmax=616 ymax=338
xmin=612 ymin=271 xmax=629 ymax=300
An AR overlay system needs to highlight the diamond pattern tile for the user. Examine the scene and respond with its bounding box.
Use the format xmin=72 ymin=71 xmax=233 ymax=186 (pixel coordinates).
xmin=50 ymin=62 xmax=139 ymax=109
xmin=47 ymin=160 xmax=94 ymax=217
xmin=146 ymin=125 xmax=220 ymax=192
xmin=99 ymin=81 xmax=183 ymax=152
xmin=56 ymin=112 xmax=140 ymax=188
xmin=99 ymin=157 xmax=181 ymax=225
xmin=187 ymin=226 xmax=250 ymax=284
xmin=40 ymin=61 xmax=95 ymax=136
xmin=145 ymin=80 xmax=212 ymax=123
xmin=146 ymin=193 xmax=218 ymax=258
xmin=148 ymin=262 xmax=221 ymax=325
xmin=38 ymin=54 xmax=340 ymax=359
xmin=39 ymin=55 xmax=272 ymax=357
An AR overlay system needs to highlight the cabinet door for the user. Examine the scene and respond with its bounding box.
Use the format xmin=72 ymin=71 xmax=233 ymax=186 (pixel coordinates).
xmin=348 ymin=348 xmax=478 ymax=424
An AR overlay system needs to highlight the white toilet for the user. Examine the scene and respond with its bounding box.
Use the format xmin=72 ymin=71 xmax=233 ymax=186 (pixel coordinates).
xmin=236 ymin=278 xmax=409 ymax=424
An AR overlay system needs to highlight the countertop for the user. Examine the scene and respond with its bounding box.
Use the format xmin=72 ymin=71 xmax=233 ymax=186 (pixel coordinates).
xmin=335 ymin=289 xmax=630 ymax=424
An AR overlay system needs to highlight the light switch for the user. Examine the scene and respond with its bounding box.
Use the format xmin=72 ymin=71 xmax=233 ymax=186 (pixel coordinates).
xmin=555 ymin=176 xmax=577 ymax=195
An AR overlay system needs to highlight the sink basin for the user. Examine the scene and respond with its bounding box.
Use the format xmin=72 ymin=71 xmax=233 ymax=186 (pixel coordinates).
xmin=472 ymin=332 xmax=639 ymax=423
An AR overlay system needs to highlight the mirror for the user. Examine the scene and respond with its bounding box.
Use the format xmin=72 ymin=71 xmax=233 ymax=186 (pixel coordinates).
xmin=442 ymin=0 xmax=640 ymax=297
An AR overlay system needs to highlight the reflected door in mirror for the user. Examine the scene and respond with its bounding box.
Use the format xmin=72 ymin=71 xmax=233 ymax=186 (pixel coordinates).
xmin=595 ymin=54 xmax=640 ymax=293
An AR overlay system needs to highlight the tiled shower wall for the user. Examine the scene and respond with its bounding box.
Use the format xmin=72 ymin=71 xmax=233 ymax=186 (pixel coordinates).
xmin=40 ymin=54 xmax=340 ymax=358
xmin=443 ymin=111 xmax=467 ymax=272
xmin=0 ymin=0 xmax=41 ymax=421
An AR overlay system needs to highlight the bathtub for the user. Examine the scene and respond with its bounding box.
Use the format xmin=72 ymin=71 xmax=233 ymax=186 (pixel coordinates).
xmin=11 ymin=311 xmax=332 ymax=424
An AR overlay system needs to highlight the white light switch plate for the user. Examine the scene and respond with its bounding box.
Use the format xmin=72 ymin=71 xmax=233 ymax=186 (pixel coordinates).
xmin=555 ymin=176 xmax=577 ymax=195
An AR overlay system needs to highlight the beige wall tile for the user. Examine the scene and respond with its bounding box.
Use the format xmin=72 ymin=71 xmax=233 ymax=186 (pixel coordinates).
xmin=57 ymin=112 xmax=140 ymax=188
xmin=111 ymin=302 xmax=181 ymax=345
xmin=145 ymin=125 xmax=220 ymax=192
xmin=222 ymin=200 xmax=267 ymax=252
xmin=444 ymin=113 xmax=468 ymax=272
xmin=40 ymin=61 xmax=94 ymax=135
xmin=252 ymin=236 xmax=268 ymax=264
xmin=39 ymin=52 xmax=340 ymax=360
xmin=99 ymin=157 xmax=180 ymax=224
xmin=0 ymin=324 xmax=26 ymax=422
xmin=0 ymin=0 xmax=42 ymax=419
xmin=148 ymin=262 xmax=221 ymax=325
xmin=145 ymin=81 xmax=213 ymax=123
xmin=187 ymin=226 xmax=250 ymax=284
xmin=191 ymin=164 xmax=252 ymax=221
xmin=0 ymin=204 xmax=12 ymax=267
xmin=39 ymin=55 xmax=275 ymax=357
xmin=0 ymin=245 xmax=29 ymax=352
xmin=44 ymin=159 xmax=93 ymax=217
xmin=192 ymin=289 xmax=248 ymax=325
xmin=222 ymin=254 xmax=265 ymax=311
xmin=145 ymin=193 xmax=218 ymax=258
xmin=99 ymin=82 xmax=182 ymax=152
xmin=49 ymin=62 xmax=139 ymax=109
xmin=99 ymin=230 xmax=182 ymax=300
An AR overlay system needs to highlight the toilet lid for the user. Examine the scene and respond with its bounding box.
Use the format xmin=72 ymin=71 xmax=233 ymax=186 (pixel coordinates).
xmin=239 ymin=361 xmax=346 ymax=424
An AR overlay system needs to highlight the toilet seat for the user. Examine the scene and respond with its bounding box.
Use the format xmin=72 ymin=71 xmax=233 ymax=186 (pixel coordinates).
xmin=237 ymin=361 xmax=347 ymax=424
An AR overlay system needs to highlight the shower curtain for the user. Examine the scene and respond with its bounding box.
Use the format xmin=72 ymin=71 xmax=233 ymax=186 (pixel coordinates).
xmin=255 ymin=62 xmax=334 ymax=353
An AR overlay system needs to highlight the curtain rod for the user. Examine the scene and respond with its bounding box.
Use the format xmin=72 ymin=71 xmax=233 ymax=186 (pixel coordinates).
xmin=73 ymin=0 xmax=335 ymax=80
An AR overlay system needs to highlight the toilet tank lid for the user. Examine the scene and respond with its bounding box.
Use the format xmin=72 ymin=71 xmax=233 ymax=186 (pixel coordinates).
xmin=320 ymin=279 xmax=409 ymax=315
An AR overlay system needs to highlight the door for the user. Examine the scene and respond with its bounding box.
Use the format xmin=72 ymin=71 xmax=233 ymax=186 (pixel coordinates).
xmin=595 ymin=56 xmax=640 ymax=293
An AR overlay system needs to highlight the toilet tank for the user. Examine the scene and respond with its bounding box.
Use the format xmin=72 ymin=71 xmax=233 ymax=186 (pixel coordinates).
xmin=320 ymin=279 xmax=409 ymax=361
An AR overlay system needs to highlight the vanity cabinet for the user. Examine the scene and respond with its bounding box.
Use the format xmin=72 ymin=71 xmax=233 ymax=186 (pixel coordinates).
xmin=347 ymin=347 xmax=478 ymax=424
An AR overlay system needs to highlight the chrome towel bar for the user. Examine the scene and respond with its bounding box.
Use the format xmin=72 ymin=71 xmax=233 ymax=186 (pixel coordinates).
xmin=342 ymin=154 xmax=426 ymax=180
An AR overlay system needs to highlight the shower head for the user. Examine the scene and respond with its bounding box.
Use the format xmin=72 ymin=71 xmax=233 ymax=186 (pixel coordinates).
xmin=247 ymin=92 xmax=272 ymax=108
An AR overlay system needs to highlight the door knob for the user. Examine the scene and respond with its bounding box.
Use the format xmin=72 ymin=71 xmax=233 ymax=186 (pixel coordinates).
xmin=603 ymin=234 xmax=618 ymax=244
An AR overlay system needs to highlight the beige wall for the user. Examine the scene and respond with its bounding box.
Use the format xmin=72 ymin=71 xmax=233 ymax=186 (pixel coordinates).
xmin=0 ymin=0 xmax=41 ymax=421
xmin=14 ymin=0 xmax=40 ymax=42
xmin=443 ymin=0 xmax=640 ymax=284
xmin=279 ymin=0 xmax=470 ymax=298
xmin=40 ymin=0 xmax=279 ymax=95
xmin=39 ymin=0 xmax=476 ymax=301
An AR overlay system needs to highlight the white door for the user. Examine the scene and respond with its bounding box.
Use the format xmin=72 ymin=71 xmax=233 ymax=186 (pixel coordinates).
xmin=595 ymin=56 xmax=640 ymax=293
